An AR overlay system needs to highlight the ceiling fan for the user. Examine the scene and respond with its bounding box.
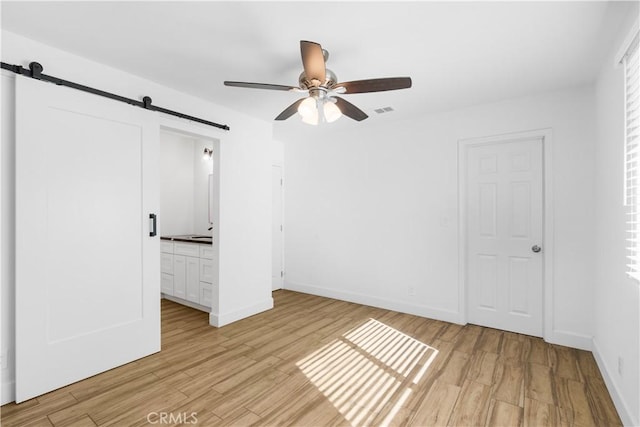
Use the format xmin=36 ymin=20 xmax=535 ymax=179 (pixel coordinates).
xmin=224 ymin=40 xmax=412 ymax=125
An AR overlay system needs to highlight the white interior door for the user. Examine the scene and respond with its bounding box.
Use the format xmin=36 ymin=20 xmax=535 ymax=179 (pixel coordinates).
xmin=465 ymin=137 xmax=543 ymax=336
xmin=272 ymin=165 xmax=283 ymax=290
xmin=15 ymin=77 xmax=160 ymax=402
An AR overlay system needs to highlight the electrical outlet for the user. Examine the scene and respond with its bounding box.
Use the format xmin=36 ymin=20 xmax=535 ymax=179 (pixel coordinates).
xmin=408 ymin=286 xmax=416 ymax=296
xmin=618 ymin=356 xmax=624 ymax=376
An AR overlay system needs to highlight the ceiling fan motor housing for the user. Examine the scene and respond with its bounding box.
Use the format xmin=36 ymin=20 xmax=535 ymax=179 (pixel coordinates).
xmin=299 ymin=68 xmax=337 ymax=90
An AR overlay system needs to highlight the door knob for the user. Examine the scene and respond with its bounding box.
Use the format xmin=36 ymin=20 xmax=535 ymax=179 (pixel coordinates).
xmin=532 ymin=245 xmax=541 ymax=253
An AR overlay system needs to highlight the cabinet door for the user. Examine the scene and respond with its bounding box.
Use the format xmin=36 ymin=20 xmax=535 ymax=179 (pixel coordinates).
xmin=160 ymin=253 xmax=173 ymax=274
xmin=173 ymin=255 xmax=186 ymax=299
xmin=186 ymin=257 xmax=200 ymax=303
xmin=199 ymin=259 xmax=214 ymax=284
xmin=161 ymin=273 xmax=174 ymax=296
xmin=199 ymin=282 xmax=212 ymax=307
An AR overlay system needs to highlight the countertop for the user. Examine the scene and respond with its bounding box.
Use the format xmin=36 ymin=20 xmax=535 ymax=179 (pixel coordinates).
xmin=161 ymin=235 xmax=213 ymax=244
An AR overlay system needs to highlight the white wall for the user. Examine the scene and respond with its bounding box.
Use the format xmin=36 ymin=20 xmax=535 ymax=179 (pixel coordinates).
xmin=593 ymin=9 xmax=640 ymax=426
xmin=280 ymin=85 xmax=597 ymax=349
xmin=272 ymin=138 xmax=284 ymax=166
xmin=0 ymin=31 xmax=273 ymax=404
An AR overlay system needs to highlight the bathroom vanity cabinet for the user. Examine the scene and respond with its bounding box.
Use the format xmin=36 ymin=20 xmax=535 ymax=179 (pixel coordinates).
xmin=160 ymin=238 xmax=217 ymax=312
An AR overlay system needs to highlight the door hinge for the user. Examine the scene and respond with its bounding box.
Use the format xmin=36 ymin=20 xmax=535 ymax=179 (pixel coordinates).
xmin=280 ymin=178 xmax=283 ymax=186
xmin=280 ymin=224 xmax=283 ymax=231
xmin=280 ymin=271 xmax=284 ymax=278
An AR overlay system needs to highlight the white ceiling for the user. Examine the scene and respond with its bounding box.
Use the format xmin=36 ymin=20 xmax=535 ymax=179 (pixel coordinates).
xmin=0 ymin=1 xmax=633 ymax=131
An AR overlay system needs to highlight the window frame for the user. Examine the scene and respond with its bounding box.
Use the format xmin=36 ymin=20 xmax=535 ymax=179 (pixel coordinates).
xmin=622 ymin=26 xmax=640 ymax=281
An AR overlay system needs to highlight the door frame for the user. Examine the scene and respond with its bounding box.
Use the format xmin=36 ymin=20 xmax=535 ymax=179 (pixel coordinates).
xmin=272 ymin=163 xmax=284 ymax=291
xmin=158 ymin=115 xmax=224 ymax=317
xmin=457 ymin=128 xmax=554 ymax=341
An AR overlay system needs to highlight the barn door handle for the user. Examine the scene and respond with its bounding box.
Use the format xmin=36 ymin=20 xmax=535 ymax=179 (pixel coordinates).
xmin=532 ymin=245 xmax=541 ymax=253
xmin=149 ymin=213 xmax=157 ymax=237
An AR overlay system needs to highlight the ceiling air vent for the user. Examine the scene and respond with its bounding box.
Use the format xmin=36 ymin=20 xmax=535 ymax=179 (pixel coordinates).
xmin=374 ymin=107 xmax=395 ymax=114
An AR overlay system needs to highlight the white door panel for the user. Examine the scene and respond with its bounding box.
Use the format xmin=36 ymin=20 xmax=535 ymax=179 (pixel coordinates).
xmin=15 ymin=77 xmax=160 ymax=402
xmin=466 ymin=138 xmax=543 ymax=336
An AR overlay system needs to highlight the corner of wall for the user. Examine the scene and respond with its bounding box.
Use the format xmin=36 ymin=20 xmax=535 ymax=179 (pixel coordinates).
xmin=209 ymin=297 xmax=273 ymax=328
xmin=1 ymin=379 xmax=15 ymax=405
xmin=592 ymin=4 xmax=640 ymax=425
xmin=546 ymin=330 xmax=593 ymax=352
xmin=593 ymin=338 xmax=638 ymax=427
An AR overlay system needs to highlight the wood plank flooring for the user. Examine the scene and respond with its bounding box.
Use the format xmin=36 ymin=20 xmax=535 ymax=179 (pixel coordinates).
xmin=1 ymin=290 xmax=621 ymax=426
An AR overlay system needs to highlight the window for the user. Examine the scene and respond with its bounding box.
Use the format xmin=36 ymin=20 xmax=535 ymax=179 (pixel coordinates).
xmin=624 ymin=30 xmax=640 ymax=279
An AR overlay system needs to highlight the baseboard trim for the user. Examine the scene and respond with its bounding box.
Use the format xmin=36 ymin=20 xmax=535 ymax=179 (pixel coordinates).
xmin=592 ymin=339 xmax=637 ymax=427
xmin=209 ymin=297 xmax=273 ymax=327
xmin=162 ymin=295 xmax=210 ymax=313
xmin=1 ymin=379 xmax=15 ymax=405
xmin=284 ymin=281 xmax=461 ymax=324
xmin=546 ymin=329 xmax=593 ymax=351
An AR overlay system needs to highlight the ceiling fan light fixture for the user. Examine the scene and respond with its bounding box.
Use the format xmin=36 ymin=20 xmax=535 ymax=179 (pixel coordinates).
xmin=323 ymin=99 xmax=342 ymax=123
xmin=301 ymin=111 xmax=319 ymax=126
xmin=299 ymin=97 xmax=319 ymax=125
xmin=298 ymin=96 xmax=317 ymax=118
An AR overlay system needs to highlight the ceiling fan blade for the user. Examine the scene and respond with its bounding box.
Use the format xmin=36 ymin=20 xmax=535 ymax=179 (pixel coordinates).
xmin=300 ymin=40 xmax=326 ymax=84
xmin=336 ymin=77 xmax=412 ymax=94
xmin=334 ymin=97 xmax=368 ymax=121
xmin=224 ymin=81 xmax=300 ymax=91
xmin=275 ymin=98 xmax=304 ymax=121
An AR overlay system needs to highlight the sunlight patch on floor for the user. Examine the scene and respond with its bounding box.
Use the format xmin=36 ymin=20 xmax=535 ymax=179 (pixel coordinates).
xmin=297 ymin=318 xmax=438 ymax=426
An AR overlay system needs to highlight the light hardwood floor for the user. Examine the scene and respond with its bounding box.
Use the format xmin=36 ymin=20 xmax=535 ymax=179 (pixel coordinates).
xmin=1 ymin=290 xmax=621 ymax=426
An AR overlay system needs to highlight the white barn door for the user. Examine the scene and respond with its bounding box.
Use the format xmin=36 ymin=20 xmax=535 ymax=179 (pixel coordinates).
xmin=15 ymin=77 xmax=160 ymax=402
xmin=465 ymin=137 xmax=543 ymax=337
